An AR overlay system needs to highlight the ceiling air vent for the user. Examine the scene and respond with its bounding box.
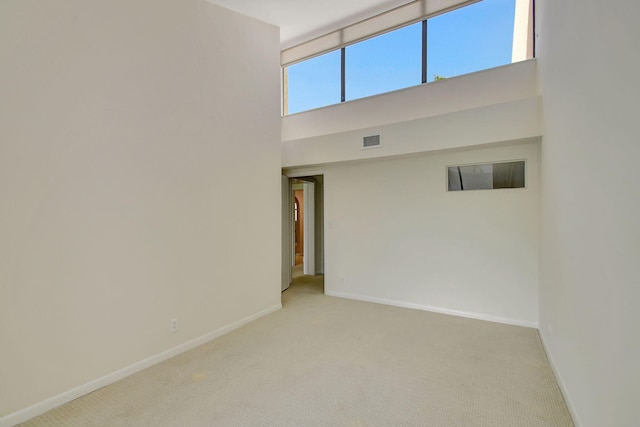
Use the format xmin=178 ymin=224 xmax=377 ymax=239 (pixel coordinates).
xmin=362 ymin=134 xmax=382 ymax=149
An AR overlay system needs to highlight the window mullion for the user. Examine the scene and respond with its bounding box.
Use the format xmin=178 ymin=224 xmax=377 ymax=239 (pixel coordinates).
xmin=421 ymin=20 xmax=428 ymax=84
xmin=341 ymin=47 xmax=346 ymax=102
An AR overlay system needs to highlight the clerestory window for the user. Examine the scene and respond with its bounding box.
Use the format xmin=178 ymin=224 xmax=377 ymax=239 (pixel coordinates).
xmin=283 ymin=0 xmax=533 ymax=115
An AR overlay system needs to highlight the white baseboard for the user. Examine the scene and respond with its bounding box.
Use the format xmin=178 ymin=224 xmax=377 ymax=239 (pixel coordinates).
xmin=325 ymin=290 xmax=538 ymax=328
xmin=0 ymin=303 xmax=282 ymax=427
xmin=538 ymin=331 xmax=582 ymax=427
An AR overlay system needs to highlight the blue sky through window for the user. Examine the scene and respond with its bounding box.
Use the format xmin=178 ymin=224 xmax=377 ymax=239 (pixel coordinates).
xmin=346 ymin=22 xmax=422 ymax=101
xmin=286 ymin=50 xmax=341 ymax=114
xmin=427 ymin=0 xmax=515 ymax=81
xmin=286 ymin=0 xmax=516 ymax=114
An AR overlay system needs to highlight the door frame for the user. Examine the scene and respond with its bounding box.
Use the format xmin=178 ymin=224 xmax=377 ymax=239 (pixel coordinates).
xmin=282 ymin=170 xmax=325 ymax=284
xmin=281 ymin=175 xmax=292 ymax=291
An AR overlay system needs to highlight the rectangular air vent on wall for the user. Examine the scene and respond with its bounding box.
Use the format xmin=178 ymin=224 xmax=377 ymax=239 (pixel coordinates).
xmin=362 ymin=134 xmax=382 ymax=149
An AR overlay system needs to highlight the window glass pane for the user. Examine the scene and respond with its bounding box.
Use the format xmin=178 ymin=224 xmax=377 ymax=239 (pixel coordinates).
xmin=345 ymin=22 xmax=421 ymax=101
xmin=448 ymin=161 xmax=525 ymax=191
xmin=286 ymin=50 xmax=341 ymax=114
xmin=493 ymin=160 xmax=525 ymax=188
xmin=427 ymin=0 xmax=515 ymax=82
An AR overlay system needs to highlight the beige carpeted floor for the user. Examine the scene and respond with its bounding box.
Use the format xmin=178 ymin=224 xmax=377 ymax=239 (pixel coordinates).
xmin=20 ymin=275 xmax=574 ymax=426
xmin=291 ymin=263 xmax=303 ymax=278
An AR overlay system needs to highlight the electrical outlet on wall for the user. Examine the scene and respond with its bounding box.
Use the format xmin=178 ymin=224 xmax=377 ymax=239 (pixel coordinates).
xmin=170 ymin=318 xmax=178 ymax=333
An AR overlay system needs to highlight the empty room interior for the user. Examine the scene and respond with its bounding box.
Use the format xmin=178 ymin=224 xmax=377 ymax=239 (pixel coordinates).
xmin=1 ymin=0 xmax=638 ymax=426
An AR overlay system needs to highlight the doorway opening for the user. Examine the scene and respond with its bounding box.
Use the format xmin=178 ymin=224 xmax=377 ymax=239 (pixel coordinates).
xmin=293 ymin=189 xmax=303 ymax=274
xmin=281 ymin=174 xmax=324 ymax=293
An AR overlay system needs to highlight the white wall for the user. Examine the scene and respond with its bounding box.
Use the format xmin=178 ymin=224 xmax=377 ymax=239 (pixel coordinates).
xmin=283 ymin=61 xmax=541 ymax=328
xmin=317 ymin=141 xmax=540 ymax=327
xmin=536 ymin=1 xmax=640 ymax=425
xmin=283 ymin=98 xmax=540 ymax=167
xmin=512 ymin=0 xmax=534 ymax=62
xmin=0 ymin=0 xmax=281 ymax=421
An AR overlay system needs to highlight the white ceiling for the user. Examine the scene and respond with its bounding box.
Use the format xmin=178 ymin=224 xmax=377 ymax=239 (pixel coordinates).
xmin=206 ymin=0 xmax=411 ymax=49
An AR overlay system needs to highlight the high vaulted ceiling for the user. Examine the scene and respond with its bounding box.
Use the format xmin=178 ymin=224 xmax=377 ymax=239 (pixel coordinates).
xmin=206 ymin=0 xmax=411 ymax=49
